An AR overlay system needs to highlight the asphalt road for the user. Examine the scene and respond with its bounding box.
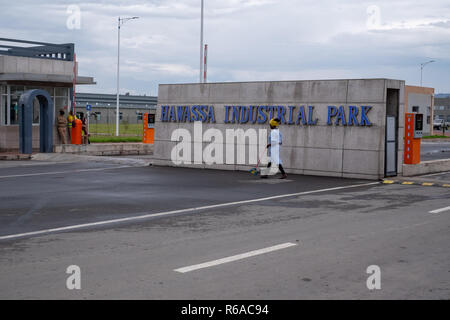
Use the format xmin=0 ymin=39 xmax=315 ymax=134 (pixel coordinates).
xmin=421 ymin=141 xmax=450 ymax=161
xmin=0 ymin=161 xmax=449 ymax=299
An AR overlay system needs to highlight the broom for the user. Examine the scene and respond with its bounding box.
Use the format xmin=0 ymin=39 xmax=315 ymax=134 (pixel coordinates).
xmin=249 ymin=146 xmax=267 ymax=176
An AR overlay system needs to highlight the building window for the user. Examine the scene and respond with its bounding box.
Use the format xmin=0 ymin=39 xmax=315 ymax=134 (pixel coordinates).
xmin=9 ymin=86 xmax=26 ymax=125
xmin=1 ymin=86 xmax=6 ymax=125
xmin=447 ymin=115 xmax=450 ymax=122
xmin=412 ymin=106 xmax=419 ymax=113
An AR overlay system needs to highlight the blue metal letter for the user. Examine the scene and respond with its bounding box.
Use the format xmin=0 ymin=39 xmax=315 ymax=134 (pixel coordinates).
xmin=327 ymin=106 xmax=337 ymax=125
xmin=348 ymin=106 xmax=359 ymax=126
xmin=335 ymin=106 xmax=347 ymax=126
xmin=296 ymin=106 xmax=307 ymax=125
xmin=240 ymin=106 xmax=249 ymax=124
xmin=231 ymin=106 xmax=240 ymax=123
xmin=360 ymin=106 xmax=372 ymax=126
xmin=308 ymin=106 xmax=318 ymax=125
xmin=160 ymin=105 xmax=168 ymax=122
xmin=257 ymin=106 xmax=267 ymax=124
xmin=277 ymin=106 xmax=286 ymax=124
xmin=224 ymin=106 xmax=231 ymax=123
xmin=288 ymin=106 xmax=295 ymax=125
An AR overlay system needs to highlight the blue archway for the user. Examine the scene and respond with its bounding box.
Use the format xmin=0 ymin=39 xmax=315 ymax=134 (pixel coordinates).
xmin=18 ymin=89 xmax=54 ymax=154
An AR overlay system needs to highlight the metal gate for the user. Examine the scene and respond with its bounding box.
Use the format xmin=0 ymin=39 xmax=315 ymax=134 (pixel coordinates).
xmin=385 ymin=116 xmax=397 ymax=176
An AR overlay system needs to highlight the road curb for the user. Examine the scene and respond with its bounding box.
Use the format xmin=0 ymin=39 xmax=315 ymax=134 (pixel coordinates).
xmin=31 ymin=153 xmax=152 ymax=167
xmin=382 ymin=179 xmax=450 ymax=188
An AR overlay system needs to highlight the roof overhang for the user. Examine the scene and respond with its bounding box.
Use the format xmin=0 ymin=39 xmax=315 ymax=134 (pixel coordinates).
xmin=0 ymin=72 xmax=95 ymax=85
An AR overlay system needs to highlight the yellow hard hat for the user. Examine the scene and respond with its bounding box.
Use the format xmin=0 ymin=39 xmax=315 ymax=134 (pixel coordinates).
xmin=269 ymin=118 xmax=279 ymax=127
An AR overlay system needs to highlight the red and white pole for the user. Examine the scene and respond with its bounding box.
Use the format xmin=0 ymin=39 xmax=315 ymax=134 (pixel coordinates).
xmin=203 ymin=44 xmax=208 ymax=83
xmin=72 ymin=53 xmax=77 ymax=114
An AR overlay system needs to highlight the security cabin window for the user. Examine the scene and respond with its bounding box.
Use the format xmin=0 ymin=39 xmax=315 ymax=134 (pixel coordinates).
xmin=10 ymin=86 xmax=25 ymax=125
xmin=137 ymin=113 xmax=143 ymax=121
xmin=32 ymin=97 xmax=40 ymax=124
xmin=1 ymin=85 xmax=6 ymax=125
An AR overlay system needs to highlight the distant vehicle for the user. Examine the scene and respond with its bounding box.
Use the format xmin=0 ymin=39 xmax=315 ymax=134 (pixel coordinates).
xmin=433 ymin=118 xmax=449 ymax=130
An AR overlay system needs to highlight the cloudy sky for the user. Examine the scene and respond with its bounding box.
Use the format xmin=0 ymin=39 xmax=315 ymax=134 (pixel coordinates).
xmin=1 ymin=0 xmax=449 ymax=95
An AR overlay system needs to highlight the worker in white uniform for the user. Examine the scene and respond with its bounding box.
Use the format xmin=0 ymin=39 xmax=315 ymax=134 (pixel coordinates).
xmin=261 ymin=118 xmax=288 ymax=179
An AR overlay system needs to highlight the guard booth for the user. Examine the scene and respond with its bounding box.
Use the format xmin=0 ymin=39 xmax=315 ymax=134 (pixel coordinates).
xmin=385 ymin=88 xmax=400 ymax=177
xmin=143 ymin=113 xmax=155 ymax=144
xmin=404 ymin=113 xmax=423 ymax=164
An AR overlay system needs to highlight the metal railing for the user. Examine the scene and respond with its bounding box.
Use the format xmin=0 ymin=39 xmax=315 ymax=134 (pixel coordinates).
xmin=0 ymin=38 xmax=74 ymax=61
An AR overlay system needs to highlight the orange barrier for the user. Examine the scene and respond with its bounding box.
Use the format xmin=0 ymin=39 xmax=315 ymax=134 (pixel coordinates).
xmin=143 ymin=113 xmax=155 ymax=144
xmin=71 ymin=119 xmax=83 ymax=145
xmin=404 ymin=113 xmax=420 ymax=164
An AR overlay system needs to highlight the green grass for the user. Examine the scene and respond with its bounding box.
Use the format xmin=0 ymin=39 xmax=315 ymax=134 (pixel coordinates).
xmin=422 ymin=135 xmax=449 ymax=139
xmin=89 ymin=135 xmax=142 ymax=143
xmin=89 ymin=123 xmax=142 ymax=136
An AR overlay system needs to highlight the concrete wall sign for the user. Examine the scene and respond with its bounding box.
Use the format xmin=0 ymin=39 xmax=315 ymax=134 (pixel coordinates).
xmin=160 ymin=105 xmax=373 ymax=126
xmin=154 ymin=79 xmax=405 ymax=180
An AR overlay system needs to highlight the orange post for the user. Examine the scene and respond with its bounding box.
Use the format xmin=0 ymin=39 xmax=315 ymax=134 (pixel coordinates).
xmin=143 ymin=113 xmax=154 ymax=144
xmin=404 ymin=113 xmax=420 ymax=164
xmin=71 ymin=119 xmax=83 ymax=145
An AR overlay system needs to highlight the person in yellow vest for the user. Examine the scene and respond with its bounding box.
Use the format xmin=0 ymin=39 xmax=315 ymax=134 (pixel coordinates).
xmin=67 ymin=110 xmax=77 ymax=142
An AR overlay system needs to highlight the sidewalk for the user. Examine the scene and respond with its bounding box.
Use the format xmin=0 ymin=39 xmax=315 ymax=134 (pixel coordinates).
xmin=0 ymin=152 xmax=32 ymax=161
xmin=0 ymin=152 xmax=153 ymax=169
xmin=0 ymin=142 xmax=154 ymax=168
xmin=32 ymin=153 xmax=153 ymax=167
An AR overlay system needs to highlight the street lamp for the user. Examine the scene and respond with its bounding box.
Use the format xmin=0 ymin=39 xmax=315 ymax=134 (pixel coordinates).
xmin=420 ymin=60 xmax=435 ymax=87
xmin=116 ymin=16 xmax=139 ymax=136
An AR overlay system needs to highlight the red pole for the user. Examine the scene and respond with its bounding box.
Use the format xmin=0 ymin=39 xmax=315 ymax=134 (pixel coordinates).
xmin=203 ymin=44 xmax=208 ymax=83
xmin=72 ymin=53 xmax=77 ymax=114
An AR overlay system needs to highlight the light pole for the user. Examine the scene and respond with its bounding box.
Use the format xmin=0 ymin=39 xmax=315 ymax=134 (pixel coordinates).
xmin=199 ymin=0 xmax=204 ymax=83
xmin=116 ymin=16 xmax=139 ymax=136
xmin=420 ymin=60 xmax=435 ymax=87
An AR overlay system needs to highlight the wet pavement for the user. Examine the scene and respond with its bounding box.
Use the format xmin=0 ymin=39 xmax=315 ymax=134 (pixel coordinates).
xmin=421 ymin=141 xmax=450 ymax=161
xmin=0 ymin=160 xmax=449 ymax=299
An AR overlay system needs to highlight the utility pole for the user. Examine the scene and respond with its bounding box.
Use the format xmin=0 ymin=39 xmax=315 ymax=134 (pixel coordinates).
xmin=420 ymin=60 xmax=435 ymax=87
xmin=116 ymin=16 xmax=139 ymax=136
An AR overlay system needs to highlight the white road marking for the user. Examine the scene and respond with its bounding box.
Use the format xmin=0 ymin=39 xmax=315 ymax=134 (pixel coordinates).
xmin=174 ymin=242 xmax=298 ymax=273
xmin=0 ymin=181 xmax=379 ymax=241
xmin=429 ymin=206 xmax=450 ymax=214
xmin=0 ymin=165 xmax=133 ymax=179
xmin=419 ymin=171 xmax=450 ymax=177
